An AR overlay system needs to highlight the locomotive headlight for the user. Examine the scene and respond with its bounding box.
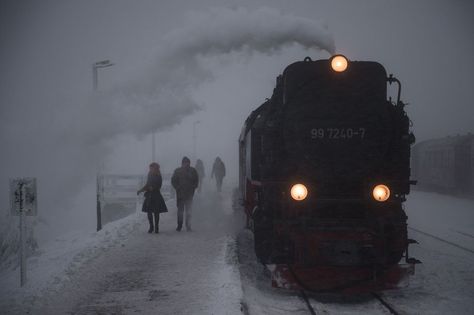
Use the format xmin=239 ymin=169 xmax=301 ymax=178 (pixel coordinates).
xmin=330 ymin=55 xmax=348 ymax=72
xmin=372 ymin=184 xmax=390 ymax=202
xmin=291 ymin=184 xmax=308 ymax=201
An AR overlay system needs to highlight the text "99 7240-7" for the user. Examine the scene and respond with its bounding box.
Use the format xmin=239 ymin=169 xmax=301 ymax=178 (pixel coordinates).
xmin=310 ymin=128 xmax=366 ymax=139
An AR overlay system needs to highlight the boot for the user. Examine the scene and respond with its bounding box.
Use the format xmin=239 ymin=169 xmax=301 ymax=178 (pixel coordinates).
xmin=147 ymin=213 xmax=154 ymax=233
xmin=154 ymin=214 xmax=159 ymax=233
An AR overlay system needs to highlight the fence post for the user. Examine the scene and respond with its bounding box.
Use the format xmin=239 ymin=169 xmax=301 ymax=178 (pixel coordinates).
xmin=18 ymin=182 xmax=26 ymax=286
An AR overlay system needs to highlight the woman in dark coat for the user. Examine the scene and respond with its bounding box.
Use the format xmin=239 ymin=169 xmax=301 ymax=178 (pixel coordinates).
xmin=137 ymin=162 xmax=168 ymax=233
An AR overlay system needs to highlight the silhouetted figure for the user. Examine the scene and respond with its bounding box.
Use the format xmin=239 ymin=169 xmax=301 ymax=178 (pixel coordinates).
xmin=137 ymin=162 xmax=168 ymax=233
xmin=171 ymin=157 xmax=199 ymax=231
xmin=195 ymin=159 xmax=205 ymax=193
xmin=211 ymin=157 xmax=226 ymax=192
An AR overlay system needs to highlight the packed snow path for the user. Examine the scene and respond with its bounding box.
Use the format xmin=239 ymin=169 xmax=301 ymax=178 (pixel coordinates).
xmin=3 ymin=190 xmax=243 ymax=315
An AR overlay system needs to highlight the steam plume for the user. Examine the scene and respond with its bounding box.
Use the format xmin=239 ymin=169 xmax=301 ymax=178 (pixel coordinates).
xmin=82 ymin=7 xmax=334 ymax=142
xmin=0 ymin=7 xmax=334 ymax=238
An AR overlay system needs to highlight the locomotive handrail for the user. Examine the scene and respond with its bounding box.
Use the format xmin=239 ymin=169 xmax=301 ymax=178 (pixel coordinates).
xmin=387 ymin=74 xmax=402 ymax=107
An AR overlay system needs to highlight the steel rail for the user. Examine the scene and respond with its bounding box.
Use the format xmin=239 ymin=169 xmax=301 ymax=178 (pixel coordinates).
xmin=299 ymin=289 xmax=317 ymax=315
xmin=372 ymin=292 xmax=400 ymax=315
xmin=408 ymin=227 xmax=474 ymax=254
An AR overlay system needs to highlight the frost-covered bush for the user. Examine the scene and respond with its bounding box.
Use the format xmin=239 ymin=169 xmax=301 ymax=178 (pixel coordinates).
xmin=0 ymin=211 xmax=38 ymax=268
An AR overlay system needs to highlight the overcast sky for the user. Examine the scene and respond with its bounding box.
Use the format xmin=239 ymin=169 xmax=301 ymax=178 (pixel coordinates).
xmin=1 ymin=0 xmax=473 ymax=234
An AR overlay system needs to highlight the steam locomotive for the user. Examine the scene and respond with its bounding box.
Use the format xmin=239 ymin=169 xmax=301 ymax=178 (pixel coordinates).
xmin=239 ymin=55 xmax=419 ymax=293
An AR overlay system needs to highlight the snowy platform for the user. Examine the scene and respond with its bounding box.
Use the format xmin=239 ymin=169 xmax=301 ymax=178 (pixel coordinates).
xmin=0 ymin=190 xmax=243 ymax=314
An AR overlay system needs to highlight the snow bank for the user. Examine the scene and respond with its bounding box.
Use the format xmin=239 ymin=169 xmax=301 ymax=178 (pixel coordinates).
xmin=0 ymin=212 xmax=140 ymax=313
xmin=0 ymin=213 xmax=38 ymax=268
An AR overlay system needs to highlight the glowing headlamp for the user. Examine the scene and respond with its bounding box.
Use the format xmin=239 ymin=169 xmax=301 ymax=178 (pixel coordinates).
xmin=372 ymin=184 xmax=390 ymax=202
xmin=291 ymin=184 xmax=308 ymax=201
xmin=330 ymin=55 xmax=348 ymax=72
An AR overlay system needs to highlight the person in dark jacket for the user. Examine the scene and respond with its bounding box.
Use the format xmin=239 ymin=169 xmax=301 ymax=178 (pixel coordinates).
xmin=171 ymin=156 xmax=199 ymax=231
xmin=211 ymin=157 xmax=226 ymax=192
xmin=195 ymin=159 xmax=205 ymax=193
xmin=137 ymin=162 xmax=168 ymax=233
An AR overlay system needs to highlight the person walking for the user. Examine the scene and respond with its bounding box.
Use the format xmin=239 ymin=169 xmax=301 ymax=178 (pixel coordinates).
xmin=137 ymin=162 xmax=168 ymax=233
xmin=211 ymin=156 xmax=226 ymax=192
xmin=195 ymin=159 xmax=205 ymax=193
xmin=171 ymin=157 xmax=199 ymax=231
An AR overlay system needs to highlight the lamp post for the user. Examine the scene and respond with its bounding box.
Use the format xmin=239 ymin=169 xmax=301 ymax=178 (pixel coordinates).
xmin=93 ymin=59 xmax=114 ymax=231
xmin=193 ymin=120 xmax=200 ymax=161
xmin=92 ymin=59 xmax=114 ymax=91
xmin=92 ymin=59 xmax=115 ymax=165
xmin=152 ymin=132 xmax=156 ymax=162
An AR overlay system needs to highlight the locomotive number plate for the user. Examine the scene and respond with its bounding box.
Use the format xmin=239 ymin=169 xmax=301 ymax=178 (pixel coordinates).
xmin=310 ymin=128 xmax=366 ymax=139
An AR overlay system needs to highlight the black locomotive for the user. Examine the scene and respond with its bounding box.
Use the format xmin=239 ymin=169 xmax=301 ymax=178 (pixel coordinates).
xmin=412 ymin=134 xmax=474 ymax=196
xmin=239 ymin=55 xmax=419 ymax=292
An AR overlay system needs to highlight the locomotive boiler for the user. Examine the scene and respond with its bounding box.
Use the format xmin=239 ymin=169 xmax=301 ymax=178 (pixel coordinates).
xmin=239 ymin=55 xmax=419 ymax=293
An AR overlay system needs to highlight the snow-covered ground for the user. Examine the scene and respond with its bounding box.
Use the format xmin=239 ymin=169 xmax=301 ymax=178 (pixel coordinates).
xmin=0 ymin=211 xmax=141 ymax=313
xmin=0 ymin=187 xmax=243 ymax=315
xmin=382 ymin=191 xmax=474 ymax=314
xmin=1 ymin=189 xmax=473 ymax=314
xmin=406 ymin=190 xmax=474 ymax=251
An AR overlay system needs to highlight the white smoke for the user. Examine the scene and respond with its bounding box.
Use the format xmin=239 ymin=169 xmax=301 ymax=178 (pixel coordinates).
xmin=163 ymin=7 xmax=334 ymax=60
xmin=79 ymin=7 xmax=334 ymax=142
xmin=0 ymin=6 xmax=334 ymax=242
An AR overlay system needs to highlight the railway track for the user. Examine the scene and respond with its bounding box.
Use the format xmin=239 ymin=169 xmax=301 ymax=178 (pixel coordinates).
xmin=409 ymin=226 xmax=474 ymax=254
xmin=298 ymin=289 xmax=317 ymax=315
xmin=371 ymin=292 xmax=400 ymax=315
xmin=298 ymin=290 xmax=401 ymax=315
xmin=290 ymin=226 xmax=474 ymax=315
xmin=453 ymin=229 xmax=474 ymax=239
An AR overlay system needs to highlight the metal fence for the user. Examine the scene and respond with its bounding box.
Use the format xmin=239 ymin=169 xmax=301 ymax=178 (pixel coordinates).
xmin=96 ymin=174 xmax=172 ymax=230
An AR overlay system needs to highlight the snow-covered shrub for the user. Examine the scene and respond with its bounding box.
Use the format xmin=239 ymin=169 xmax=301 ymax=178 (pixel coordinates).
xmin=0 ymin=211 xmax=38 ymax=268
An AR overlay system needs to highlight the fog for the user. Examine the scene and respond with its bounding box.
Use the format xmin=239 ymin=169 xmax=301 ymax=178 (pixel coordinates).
xmin=1 ymin=0 xmax=473 ymax=242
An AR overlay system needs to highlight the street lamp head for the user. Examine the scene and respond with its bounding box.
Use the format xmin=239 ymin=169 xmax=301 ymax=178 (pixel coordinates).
xmin=93 ymin=60 xmax=115 ymax=68
xmin=92 ymin=59 xmax=115 ymax=91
